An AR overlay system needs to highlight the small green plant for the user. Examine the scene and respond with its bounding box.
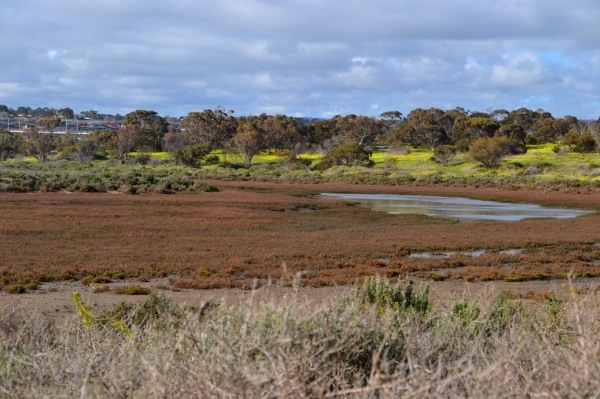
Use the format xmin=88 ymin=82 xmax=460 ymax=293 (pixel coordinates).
xmin=112 ymin=319 xmax=132 ymax=338
xmin=355 ymin=277 xmax=430 ymax=313
xmin=451 ymin=297 xmax=481 ymax=327
xmin=486 ymin=293 xmax=522 ymax=333
xmin=543 ymin=291 xmax=564 ymax=328
xmin=5 ymin=284 xmax=26 ymax=294
xmin=504 ymin=274 xmax=525 ymax=282
xmin=195 ymin=266 xmax=218 ymax=277
xmin=96 ymin=293 xmax=171 ymax=328
xmin=71 ymin=291 xmax=93 ymax=329
xmin=113 ymin=284 xmax=151 ymax=295
xmin=90 ymin=284 xmax=110 ymax=293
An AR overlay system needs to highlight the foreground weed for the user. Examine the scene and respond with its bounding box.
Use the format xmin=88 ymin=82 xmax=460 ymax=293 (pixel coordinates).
xmin=112 ymin=319 xmax=132 ymax=338
xmin=5 ymin=280 xmax=600 ymax=397
xmin=5 ymin=284 xmax=26 ymax=294
xmin=71 ymin=291 xmax=93 ymax=329
xmin=355 ymin=276 xmax=430 ymax=313
xmin=450 ymin=297 xmax=481 ymax=327
xmin=486 ymin=293 xmax=523 ymax=334
xmin=543 ymin=291 xmax=566 ymax=328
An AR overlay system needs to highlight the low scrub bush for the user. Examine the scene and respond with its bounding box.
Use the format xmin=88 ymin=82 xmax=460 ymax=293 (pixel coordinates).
xmin=314 ymin=140 xmax=373 ymax=170
xmin=171 ymin=144 xmax=214 ymax=168
xmin=469 ymin=136 xmax=525 ymax=168
xmin=0 ymin=162 xmax=222 ymax=194
xmin=432 ymin=145 xmax=456 ymax=166
xmin=5 ymin=284 xmax=26 ymax=294
xmin=90 ymin=284 xmax=110 ymax=293
xmin=113 ymin=284 xmax=152 ymax=295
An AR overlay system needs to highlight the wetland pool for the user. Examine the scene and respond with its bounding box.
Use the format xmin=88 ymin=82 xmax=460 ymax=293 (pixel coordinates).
xmin=320 ymin=193 xmax=594 ymax=222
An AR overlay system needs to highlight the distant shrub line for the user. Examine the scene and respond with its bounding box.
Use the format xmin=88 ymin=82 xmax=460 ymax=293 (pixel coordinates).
xmin=3 ymin=159 xmax=600 ymax=194
xmin=0 ymin=162 xmax=220 ymax=194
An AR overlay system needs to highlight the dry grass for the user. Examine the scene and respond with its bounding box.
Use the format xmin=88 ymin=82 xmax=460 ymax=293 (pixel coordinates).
xmin=1 ymin=278 xmax=600 ymax=397
xmin=1 ymin=183 xmax=600 ymax=288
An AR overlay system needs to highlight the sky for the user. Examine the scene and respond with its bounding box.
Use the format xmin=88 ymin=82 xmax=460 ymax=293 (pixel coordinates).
xmin=1 ymin=0 xmax=600 ymax=119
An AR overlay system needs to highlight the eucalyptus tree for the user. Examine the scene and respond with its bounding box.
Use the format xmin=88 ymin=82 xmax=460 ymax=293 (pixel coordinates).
xmin=113 ymin=125 xmax=140 ymax=164
xmin=310 ymin=119 xmax=337 ymax=147
xmin=533 ymin=116 xmax=577 ymax=144
xmin=379 ymin=111 xmax=403 ymax=141
xmin=179 ymin=106 xmax=236 ymax=150
xmin=234 ymin=122 xmax=268 ymax=167
xmin=589 ymin=118 xmax=600 ymax=149
xmin=405 ymin=108 xmax=452 ymax=147
xmin=503 ymin=108 xmax=541 ymax=132
xmin=18 ymin=116 xmax=63 ymax=162
xmin=497 ymin=124 xmax=526 ymax=144
xmin=264 ymin=115 xmax=305 ymax=159
xmin=21 ymin=127 xmax=57 ymax=162
xmin=389 ymin=123 xmax=418 ymax=148
xmin=335 ymin=115 xmax=382 ymax=146
xmin=0 ymin=129 xmax=19 ymax=161
xmin=416 ymin=124 xmax=445 ymax=149
xmin=122 ymin=110 xmax=169 ymax=151
xmin=36 ymin=116 xmax=63 ymax=134
xmin=465 ymin=118 xmax=500 ymax=140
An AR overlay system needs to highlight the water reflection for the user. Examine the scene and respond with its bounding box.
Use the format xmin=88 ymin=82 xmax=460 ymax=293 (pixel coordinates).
xmin=320 ymin=193 xmax=593 ymax=222
xmin=409 ymin=249 xmax=524 ymax=259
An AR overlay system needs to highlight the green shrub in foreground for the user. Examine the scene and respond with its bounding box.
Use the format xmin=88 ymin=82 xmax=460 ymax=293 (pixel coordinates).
xmin=5 ymin=284 xmax=26 ymax=294
xmin=113 ymin=284 xmax=152 ymax=295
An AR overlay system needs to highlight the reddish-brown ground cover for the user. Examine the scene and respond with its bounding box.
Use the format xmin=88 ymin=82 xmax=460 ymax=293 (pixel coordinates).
xmin=1 ymin=181 xmax=600 ymax=288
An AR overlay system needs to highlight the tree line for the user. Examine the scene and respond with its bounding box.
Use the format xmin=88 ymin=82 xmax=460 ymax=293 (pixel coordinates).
xmin=0 ymin=105 xmax=126 ymax=121
xmin=1 ymin=106 xmax=600 ymax=168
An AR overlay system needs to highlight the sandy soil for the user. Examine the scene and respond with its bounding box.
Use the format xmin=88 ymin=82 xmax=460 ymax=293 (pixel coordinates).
xmin=3 ymin=276 xmax=599 ymax=326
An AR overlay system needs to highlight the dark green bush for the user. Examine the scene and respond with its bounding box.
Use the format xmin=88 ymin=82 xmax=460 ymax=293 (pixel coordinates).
xmin=573 ymin=134 xmax=597 ymax=153
xmin=5 ymin=284 xmax=26 ymax=294
xmin=469 ymin=136 xmax=525 ymax=168
xmin=432 ymin=146 xmax=456 ymax=166
xmin=315 ymin=141 xmax=373 ymax=170
xmin=113 ymin=284 xmax=152 ymax=295
xmin=172 ymin=144 xmax=213 ymax=168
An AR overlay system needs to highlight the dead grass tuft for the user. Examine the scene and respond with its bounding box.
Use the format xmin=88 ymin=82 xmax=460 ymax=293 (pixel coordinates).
xmin=2 ymin=279 xmax=600 ymax=397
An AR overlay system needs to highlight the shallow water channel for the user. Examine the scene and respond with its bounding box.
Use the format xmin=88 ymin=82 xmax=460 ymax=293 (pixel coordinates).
xmin=320 ymin=193 xmax=594 ymax=222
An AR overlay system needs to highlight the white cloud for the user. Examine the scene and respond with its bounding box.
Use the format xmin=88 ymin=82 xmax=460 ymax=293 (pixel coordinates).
xmin=1 ymin=0 xmax=600 ymax=118
xmin=490 ymin=52 xmax=545 ymax=87
xmin=46 ymin=50 xmax=61 ymax=59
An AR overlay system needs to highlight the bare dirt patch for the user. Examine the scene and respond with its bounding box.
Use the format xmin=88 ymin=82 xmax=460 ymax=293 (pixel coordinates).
xmin=3 ymin=276 xmax=600 ymax=325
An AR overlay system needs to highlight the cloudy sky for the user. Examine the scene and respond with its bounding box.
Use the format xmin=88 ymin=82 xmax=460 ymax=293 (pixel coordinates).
xmin=2 ymin=0 xmax=600 ymax=118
